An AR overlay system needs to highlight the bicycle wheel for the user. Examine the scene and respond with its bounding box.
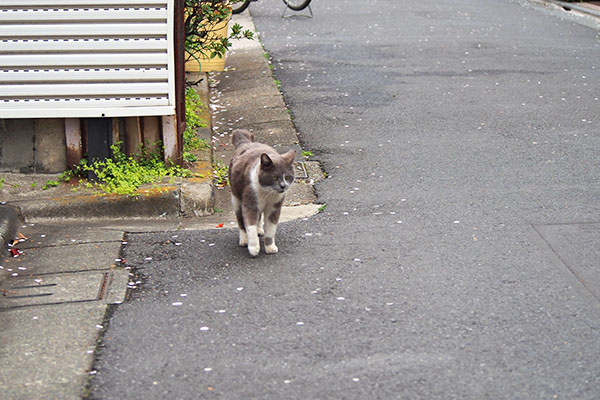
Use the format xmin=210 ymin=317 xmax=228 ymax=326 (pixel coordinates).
xmin=232 ymin=0 xmax=251 ymax=14
xmin=283 ymin=0 xmax=311 ymax=11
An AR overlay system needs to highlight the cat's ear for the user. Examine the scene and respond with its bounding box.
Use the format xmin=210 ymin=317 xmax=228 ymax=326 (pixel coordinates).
xmin=282 ymin=150 xmax=296 ymax=164
xmin=260 ymin=153 xmax=274 ymax=168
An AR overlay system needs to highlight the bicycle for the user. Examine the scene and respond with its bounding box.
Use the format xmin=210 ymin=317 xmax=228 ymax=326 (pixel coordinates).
xmin=232 ymin=0 xmax=312 ymax=15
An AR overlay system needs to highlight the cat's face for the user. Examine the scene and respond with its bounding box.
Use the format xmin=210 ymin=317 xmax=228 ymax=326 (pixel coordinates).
xmin=258 ymin=151 xmax=296 ymax=193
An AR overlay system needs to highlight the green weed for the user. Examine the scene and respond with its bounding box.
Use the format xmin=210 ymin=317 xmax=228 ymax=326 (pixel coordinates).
xmin=48 ymin=143 xmax=191 ymax=196
xmin=184 ymin=86 xmax=208 ymax=162
xmin=213 ymin=160 xmax=229 ymax=188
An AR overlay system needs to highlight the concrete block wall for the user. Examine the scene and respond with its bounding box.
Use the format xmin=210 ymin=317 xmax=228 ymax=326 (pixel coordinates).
xmin=0 ymin=119 xmax=67 ymax=173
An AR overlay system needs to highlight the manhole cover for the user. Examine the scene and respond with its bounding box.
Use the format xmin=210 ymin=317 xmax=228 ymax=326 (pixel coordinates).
xmin=0 ymin=271 xmax=107 ymax=309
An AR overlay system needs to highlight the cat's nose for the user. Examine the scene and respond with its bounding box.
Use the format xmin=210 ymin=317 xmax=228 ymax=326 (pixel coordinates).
xmin=279 ymin=181 xmax=287 ymax=190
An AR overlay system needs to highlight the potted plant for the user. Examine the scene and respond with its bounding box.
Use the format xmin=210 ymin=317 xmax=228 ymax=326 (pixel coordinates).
xmin=184 ymin=0 xmax=253 ymax=72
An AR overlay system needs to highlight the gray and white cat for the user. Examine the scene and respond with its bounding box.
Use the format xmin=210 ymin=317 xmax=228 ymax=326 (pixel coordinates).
xmin=229 ymin=129 xmax=296 ymax=256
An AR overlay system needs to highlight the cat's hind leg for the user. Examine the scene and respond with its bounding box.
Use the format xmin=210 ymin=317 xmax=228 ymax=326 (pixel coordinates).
xmin=232 ymin=196 xmax=247 ymax=246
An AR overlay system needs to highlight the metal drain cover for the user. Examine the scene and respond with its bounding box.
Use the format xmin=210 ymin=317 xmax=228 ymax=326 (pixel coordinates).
xmin=0 ymin=271 xmax=107 ymax=309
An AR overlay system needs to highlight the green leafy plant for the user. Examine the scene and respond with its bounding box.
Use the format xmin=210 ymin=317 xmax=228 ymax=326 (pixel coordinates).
xmin=0 ymin=177 xmax=4 ymax=190
xmin=84 ymin=143 xmax=192 ymax=195
xmin=48 ymin=143 xmax=191 ymax=196
xmin=184 ymin=0 xmax=254 ymax=64
xmin=302 ymin=150 xmax=314 ymax=158
xmin=213 ymin=160 xmax=229 ymax=188
xmin=42 ymin=180 xmax=59 ymax=190
xmin=43 ymin=170 xmax=74 ymax=190
xmin=184 ymin=86 xmax=209 ymax=162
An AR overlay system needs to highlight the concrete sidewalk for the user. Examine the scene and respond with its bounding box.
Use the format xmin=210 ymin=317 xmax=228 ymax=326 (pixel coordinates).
xmin=550 ymin=1 xmax=600 ymax=18
xmin=0 ymin=11 xmax=322 ymax=399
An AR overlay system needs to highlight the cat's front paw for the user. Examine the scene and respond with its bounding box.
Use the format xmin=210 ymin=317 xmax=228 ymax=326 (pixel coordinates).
xmin=265 ymin=243 xmax=278 ymax=254
xmin=248 ymin=244 xmax=260 ymax=257
xmin=239 ymin=230 xmax=248 ymax=247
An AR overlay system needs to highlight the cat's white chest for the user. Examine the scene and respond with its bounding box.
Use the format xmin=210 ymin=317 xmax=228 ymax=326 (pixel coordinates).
xmin=250 ymin=162 xmax=285 ymax=211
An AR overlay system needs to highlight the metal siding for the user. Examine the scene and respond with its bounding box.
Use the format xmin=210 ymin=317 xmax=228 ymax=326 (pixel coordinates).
xmin=0 ymin=0 xmax=175 ymax=118
xmin=0 ymin=38 xmax=169 ymax=52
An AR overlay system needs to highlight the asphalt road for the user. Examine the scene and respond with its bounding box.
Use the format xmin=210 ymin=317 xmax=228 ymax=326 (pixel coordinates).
xmin=89 ymin=0 xmax=600 ymax=398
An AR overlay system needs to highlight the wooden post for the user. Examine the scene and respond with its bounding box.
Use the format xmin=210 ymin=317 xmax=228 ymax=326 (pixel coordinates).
xmin=111 ymin=118 xmax=121 ymax=147
xmin=64 ymin=118 xmax=82 ymax=169
xmin=162 ymin=114 xmax=178 ymax=163
xmin=142 ymin=116 xmax=161 ymax=154
xmin=124 ymin=117 xmax=142 ymax=156
xmin=174 ymin=0 xmax=185 ymax=165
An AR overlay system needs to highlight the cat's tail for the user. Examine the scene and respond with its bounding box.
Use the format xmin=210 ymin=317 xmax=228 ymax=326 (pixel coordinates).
xmin=232 ymin=129 xmax=255 ymax=148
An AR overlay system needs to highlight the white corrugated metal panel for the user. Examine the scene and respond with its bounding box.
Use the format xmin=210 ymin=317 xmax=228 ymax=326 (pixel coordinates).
xmin=0 ymin=38 xmax=169 ymax=52
xmin=0 ymin=0 xmax=175 ymax=118
xmin=1 ymin=0 xmax=167 ymax=5
xmin=0 ymin=68 xmax=169 ymax=82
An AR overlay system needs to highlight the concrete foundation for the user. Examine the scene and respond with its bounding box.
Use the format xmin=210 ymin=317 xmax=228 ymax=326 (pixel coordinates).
xmin=0 ymin=118 xmax=67 ymax=173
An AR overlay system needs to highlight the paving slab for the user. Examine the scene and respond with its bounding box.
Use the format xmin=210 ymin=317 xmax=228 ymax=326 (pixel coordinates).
xmin=14 ymin=224 xmax=124 ymax=250
xmin=1 ymin=241 xmax=122 ymax=278
xmin=0 ymin=271 xmax=107 ymax=309
xmin=243 ymin=122 xmax=300 ymax=145
xmin=216 ymin=73 xmax=279 ymax=91
xmin=0 ymin=302 xmax=107 ymax=400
